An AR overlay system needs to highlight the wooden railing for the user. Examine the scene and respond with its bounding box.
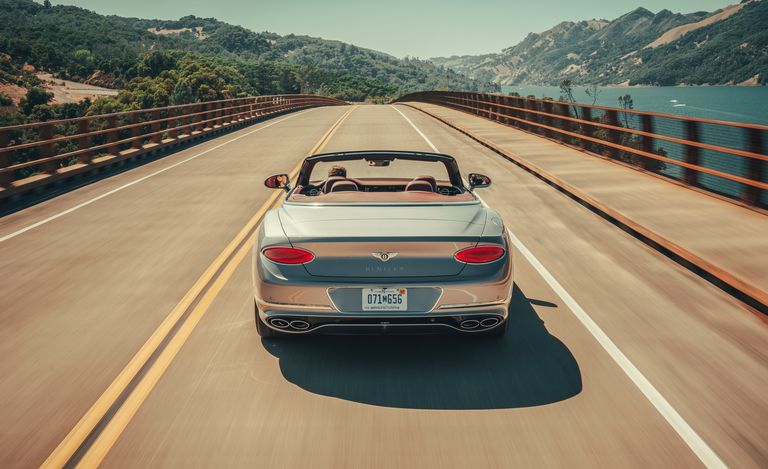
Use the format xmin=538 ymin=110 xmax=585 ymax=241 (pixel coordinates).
xmin=396 ymin=91 xmax=767 ymax=208
xmin=0 ymin=94 xmax=345 ymax=201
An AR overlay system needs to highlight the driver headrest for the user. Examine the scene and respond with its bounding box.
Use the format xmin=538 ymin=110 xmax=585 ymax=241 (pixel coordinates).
xmin=413 ymin=175 xmax=437 ymax=191
xmin=405 ymin=180 xmax=434 ymax=192
xmin=323 ymin=176 xmax=347 ymax=193
xmin=330 ymin=181 xmax=358 ymax=192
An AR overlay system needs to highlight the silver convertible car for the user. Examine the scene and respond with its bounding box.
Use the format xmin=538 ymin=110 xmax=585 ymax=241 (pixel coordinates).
xmin=252 ymin=151 xmax=513 ymax=338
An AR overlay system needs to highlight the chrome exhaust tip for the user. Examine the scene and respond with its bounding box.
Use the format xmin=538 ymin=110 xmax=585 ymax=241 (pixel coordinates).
xmin=270 ymin=318 xmax=290 ymax=329
xmin=459 ymin=319 xmax=480 ymax=330
xmin=290 ymin=320 xmax=310 ymax=331
xmin=480 ymin=317 xmax=500 ymax=328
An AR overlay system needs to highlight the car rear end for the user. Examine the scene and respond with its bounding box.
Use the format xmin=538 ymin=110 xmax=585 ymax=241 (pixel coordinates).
xmin=252 ymin=202 xmax=513 ymax=336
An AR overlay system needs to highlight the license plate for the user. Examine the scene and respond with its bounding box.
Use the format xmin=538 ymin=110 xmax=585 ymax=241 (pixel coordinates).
xmin=362 ymin=288 xmax=407 ymax=311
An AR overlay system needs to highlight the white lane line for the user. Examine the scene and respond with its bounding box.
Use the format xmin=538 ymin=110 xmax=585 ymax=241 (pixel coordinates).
xmin=394 ymin=105 xmax=727 ymax=469
xmin=505 ymin=227 xmax=725 ymax=468
xmin=0 ymin=109 xmax=317 ymax=243
xmin=391 ymin=105 xmax=439 ymax=153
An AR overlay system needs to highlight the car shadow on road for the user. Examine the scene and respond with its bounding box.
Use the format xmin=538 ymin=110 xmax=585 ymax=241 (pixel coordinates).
xmin=262 ymin=284 xmax=581 ymax=410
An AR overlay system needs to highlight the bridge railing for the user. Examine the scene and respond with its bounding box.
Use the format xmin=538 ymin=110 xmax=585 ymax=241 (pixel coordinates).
xmin=0 ymin=94 xmax=345 ymax=201
xmin=396 ymin=91 xmax=768 ymax=208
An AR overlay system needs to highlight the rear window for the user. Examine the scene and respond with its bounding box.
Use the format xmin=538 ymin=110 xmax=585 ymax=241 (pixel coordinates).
xmin=309 ymin=159 xmax=451 ymax=183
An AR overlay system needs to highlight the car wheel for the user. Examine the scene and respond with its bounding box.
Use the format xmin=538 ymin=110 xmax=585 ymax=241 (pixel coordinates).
xmin=254 ymin=300 xmax=286 ymax=339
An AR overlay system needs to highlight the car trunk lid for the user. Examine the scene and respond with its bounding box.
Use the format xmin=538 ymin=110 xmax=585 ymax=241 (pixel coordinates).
xmin=279 ymin=203 xmax=485 ymax=278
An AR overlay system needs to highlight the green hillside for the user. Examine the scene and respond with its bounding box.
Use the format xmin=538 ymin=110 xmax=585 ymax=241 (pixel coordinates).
xmin=0 ymin=0 xmax=497 ymax=125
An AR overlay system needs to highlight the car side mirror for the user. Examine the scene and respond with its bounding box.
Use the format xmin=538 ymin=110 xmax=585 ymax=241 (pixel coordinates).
xmin=264 ymin=174 xmax=291 ymax=192
xmin=468 ymin=173 xmax=491 ymax=189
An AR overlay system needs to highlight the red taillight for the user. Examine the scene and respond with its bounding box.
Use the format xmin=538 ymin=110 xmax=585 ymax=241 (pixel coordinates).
xmin=262 ymin=246 xmax=314 ymax=264
xmin=454 ymin=245 xmax=505 ymax=264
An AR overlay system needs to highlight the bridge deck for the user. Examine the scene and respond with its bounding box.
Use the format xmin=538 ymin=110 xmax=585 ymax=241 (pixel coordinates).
xmin=0 ymin=105 xmax=766 ymax=468
xmin=406 ymin=102 xmax=768 ymax=309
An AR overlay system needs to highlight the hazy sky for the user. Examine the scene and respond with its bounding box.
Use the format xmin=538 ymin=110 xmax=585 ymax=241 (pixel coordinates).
xmin=53 ymin=0 xmax=732 ymax=58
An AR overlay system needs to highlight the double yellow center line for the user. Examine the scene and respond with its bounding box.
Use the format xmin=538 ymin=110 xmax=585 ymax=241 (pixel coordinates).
xmin=41 ymin=105 xmax=355 ymax=468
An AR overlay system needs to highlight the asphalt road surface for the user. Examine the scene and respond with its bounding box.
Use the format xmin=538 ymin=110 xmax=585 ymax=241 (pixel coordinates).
xmin=0 ymin=104 xmax=766 ymax=468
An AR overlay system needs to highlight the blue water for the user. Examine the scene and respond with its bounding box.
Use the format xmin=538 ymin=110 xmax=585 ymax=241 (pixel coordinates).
xmin=501 ymin=85 xmax=768 ymax=126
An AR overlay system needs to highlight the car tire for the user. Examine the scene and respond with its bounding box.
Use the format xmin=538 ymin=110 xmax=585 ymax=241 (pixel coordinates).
xmin=254 ymin=300 xmax=286 ymax=339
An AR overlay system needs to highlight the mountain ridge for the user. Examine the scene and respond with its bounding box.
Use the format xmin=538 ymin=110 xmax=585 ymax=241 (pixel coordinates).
xmin=430 ymin=1 xmax=766 ymax=86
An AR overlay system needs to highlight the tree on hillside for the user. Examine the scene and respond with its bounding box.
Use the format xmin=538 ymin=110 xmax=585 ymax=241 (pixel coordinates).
xmin=19 ymin=86 xmax=52 ymax=113
xmin=170 ymin=79 xmax=194 ymax=104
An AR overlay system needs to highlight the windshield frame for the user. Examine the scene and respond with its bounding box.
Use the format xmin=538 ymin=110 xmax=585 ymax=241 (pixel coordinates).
xmin=296 ymin=151 xmax=465 ymax=188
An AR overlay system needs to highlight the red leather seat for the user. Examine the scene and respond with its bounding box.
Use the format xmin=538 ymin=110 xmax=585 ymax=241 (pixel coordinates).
xmin=323 ymin=176 xmax=348 ymax=193
xmin=405 ymin=180 xmax=434 ymax=192
xmin=413 ymin=175 xmax=437 ymax=192
xmin=330 ymin=181 xmax=358 ymax=192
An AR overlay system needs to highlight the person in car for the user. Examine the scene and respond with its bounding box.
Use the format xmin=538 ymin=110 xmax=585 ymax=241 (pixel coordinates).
xmin=328 ymin=165 xmax=347 ymax=178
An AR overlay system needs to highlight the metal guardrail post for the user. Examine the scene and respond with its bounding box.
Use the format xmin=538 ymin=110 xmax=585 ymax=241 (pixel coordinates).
xmin=77 ymin=119 xmax=92 ymax=165
xmin=553 ymin=103 xmax=565 ymax=131
xmin=531 ymin=100 xmax=542 ymax=134
xmin=525 ymin=101 xmax=541 ymax=133
xmin=131 ymin=114 xmax=143 ymax=149
xmin=510 ymin=96 xmax=521 ymax=127
xmin=214 ymin=102 xmax=222 ymax=127
xmin=151 ymin=110 xmax=162 ymax=144
xmin=581 ymin=107 xmax=593 ymax=152
xmin=167 ymin=108 xmax=178 ymax=139
xmin=744 ymin=128 xmax=765 ymax=205
xmin=557 ymin=103 xmax=575 ymax=144
xmin=605 ymin=110 xmax=621 ymax=160
xmin=499 ymin=96 xmax=510 ymax=125
xmin=542 ymin=100 xmax=554 ymax=138
xmin=39 ymin=124 xmax=58 ymax=174
xmin=197 ymin=104 xmax=206 ymax=132
xmin=640 ymin=115 xmax=655 ymax=171
xmin=684 ymin=121 xmax=701 ymax=186
xmin=107 ymin=116 xmax=120 ymax=155
xmin=0 ymin=131 xmax=11 ymax=186
xmin=258 ymin=96 xmax=265 ymax=115
xmin=518 ymin=99 xmax=529 ymax=132
xmin=180 ymin=107 xmax=191 ymax=136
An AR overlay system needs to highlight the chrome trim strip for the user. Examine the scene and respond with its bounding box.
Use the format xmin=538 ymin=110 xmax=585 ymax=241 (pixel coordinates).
xmin=437 ymin=299 xmax=508 ymax=310
xmin=284 ymin=201 xmax=480 ymax=207
xmin=257 ymin=298 xmax=334 ymax=311
xmin=263 ymin=311 xmax=506 ymax=320
xmin=264 ymin=320 xmax=505 ymax=334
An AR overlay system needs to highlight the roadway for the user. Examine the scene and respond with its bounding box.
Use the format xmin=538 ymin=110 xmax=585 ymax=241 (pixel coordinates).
xmin=0 ymin=104 xmax=766 ymax=468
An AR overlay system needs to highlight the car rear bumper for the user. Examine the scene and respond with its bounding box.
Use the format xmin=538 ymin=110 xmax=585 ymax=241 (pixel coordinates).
xmin=255 ymin=284 xmax=512 ymax=334
xmin=255 ymin=304 xmax=509 ymax=334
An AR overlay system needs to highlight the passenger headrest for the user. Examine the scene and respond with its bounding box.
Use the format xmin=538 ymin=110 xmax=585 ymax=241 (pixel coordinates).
xmin=413 ymin=175 xmax=437 ymax=191
xmin=323 ymin=176 xmax=347 ymax=193
xmin=405 ymin=180 xmax=434 ymax=192
xmin=330 ymin=181 xmax=358 ymax=192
